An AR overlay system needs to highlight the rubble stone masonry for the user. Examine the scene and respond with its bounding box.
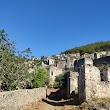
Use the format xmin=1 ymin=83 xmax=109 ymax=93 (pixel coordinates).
xmin=0 ymin=87 xmax=46 ymax=110
xmin=78 ymin=58 xmax=110 ymax=103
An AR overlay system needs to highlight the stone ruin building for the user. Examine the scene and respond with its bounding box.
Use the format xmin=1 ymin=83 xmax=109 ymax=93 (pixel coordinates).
xmin=42 ymin=51 xmax=110 ymax=100
xmin=48 ymin=66 xmax=62 ymax=85
xmin=42 ymin=57 xmax=64 ymax=85
xmin=67 ymin=56 xmax=110 ymax=104
xmin=42 ymin=55 xmax=78 ymax=85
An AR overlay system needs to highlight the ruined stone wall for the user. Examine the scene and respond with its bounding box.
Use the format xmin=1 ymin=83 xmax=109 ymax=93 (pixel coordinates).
xmin=78 ymin=65 xmax=86 ymax=104
xmin=94 ymin=56 xmax=110 ymax=67
xmin=0 ymin=87 xmax=46 ymax=110
xmin=78 ymin=58 xmax=110 ymax=103
xmin=49 ymin=66 xmax=63 ymax=85
xmin=85 ymin=65 xmax=110 ymax=101
xmin=96 ymin=82 xmax=110 ymax=99
xmin=102 ymin=68 xmax=110 ymax=81
xmin=57 ymin=60 xmax=66 ymax=69
xmin=84 ymin=65 xmax=100 ymax=101
xmin=94 ymin=52 xmax=101 ymax=59
xmin=66 ymin=57 xmax=76 ymax=70
xmin=48 ymin=58 xmax=55 ymax=65
xmin=81 ymin=53 xmax=94 ymax=59
xmin=94 ymin=51 xmax=109 ymax=59
xmin=74 ymin=58 xmax=93 ymax=72
xmin=67 ymin=71 xmax=78 ymax=98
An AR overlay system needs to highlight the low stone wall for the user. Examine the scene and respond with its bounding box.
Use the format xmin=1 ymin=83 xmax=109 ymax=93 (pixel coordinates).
xmin=0 ymin=87 xmax=46 ymax=110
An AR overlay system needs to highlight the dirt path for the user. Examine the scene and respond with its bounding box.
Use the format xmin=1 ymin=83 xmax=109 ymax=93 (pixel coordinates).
xmin=25 ymin=98 xmax=80 ymax=110
xmin=24 ymin=98 xmax=79 ymax=110
xmin=24 ymin=88 xmax=80 ymax=110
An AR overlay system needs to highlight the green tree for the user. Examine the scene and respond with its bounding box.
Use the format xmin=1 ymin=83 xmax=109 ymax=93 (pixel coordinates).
xmin=0 ymin=30 xmax=33 ymax=91
xmin=41 ymin=56 xmax=45 ymax=61
xmin=0 ymin=29 xmax=50 ymax=91
xmin=32 ymin=67 xmax=49 ymax=88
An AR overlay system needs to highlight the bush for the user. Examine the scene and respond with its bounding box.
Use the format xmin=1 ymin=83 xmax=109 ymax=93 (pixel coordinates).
xmin=32 ymin=67 xmax=49 ymax=88
xmin=54 ymin=72 xmax=68 ymax=89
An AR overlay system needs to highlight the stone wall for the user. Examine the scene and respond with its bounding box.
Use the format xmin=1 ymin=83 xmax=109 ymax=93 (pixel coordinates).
xmin=102 ymin=68 xmax=110 ymax=81
xmin=96 ymin=82 xmax=110 ymax=99
xmin=78 ymin=65 xmax=86 ymax=104
xmin=0 ymin=87 xmax=46 ymax=110
xmin=48 ymin=58 xmax=55 ymax=65
xmin=78 ymin=58 xmax=110 ymax=104
xmin=84 ymin=65 xmax=101 ymax=102
xmin=57 ymin=60 xmax=66 ymax=69
xmin=49 ymin=66 xmax=63 ymax=85
xmin=74 ymin=58 xmax=93 ymax=72
xmin=81 ymin=53 xmax=94 ymax=59
xmin=94 ymin=51 xmax=109 ymax=59
xmin=67 ymin=71 xmax=79 ymax=98
xmin=94 ymin=56 xmax=110 ymax=67
xmin=66 ymin=57 xmax=76 ymax=70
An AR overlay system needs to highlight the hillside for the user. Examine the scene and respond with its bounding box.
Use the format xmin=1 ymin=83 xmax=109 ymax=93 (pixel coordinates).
xmin=62 ymin=41 xmax=110 ymax=55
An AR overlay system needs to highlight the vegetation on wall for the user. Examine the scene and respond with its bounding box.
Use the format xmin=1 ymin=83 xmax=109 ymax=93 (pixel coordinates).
xmin=62 ymin=41 xmax=110 ymax=55
xmin=98 ymin=64 xmax=110 ymax=72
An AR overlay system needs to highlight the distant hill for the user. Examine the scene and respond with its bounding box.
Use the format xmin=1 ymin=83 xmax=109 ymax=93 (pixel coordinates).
xmin=62 ymin=41 xmax=110 ymax=55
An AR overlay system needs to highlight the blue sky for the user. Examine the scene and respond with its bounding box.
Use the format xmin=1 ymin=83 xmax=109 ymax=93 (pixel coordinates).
xmin=1 ymin=0 xmax=110 ymax=58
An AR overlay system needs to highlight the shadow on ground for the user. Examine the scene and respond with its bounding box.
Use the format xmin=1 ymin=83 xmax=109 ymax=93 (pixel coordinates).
xmin=43 ymin=88 xmax=79 ymax=106
xmin=47 ymin=89 xmax=67 ymax=101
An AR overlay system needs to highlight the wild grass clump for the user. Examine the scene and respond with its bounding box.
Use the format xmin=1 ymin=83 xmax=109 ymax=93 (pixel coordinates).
xmin=81 ymin=102 xmax=89 ymax=109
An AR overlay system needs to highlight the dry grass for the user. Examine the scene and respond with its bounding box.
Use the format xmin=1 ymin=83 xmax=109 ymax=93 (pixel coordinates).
xmin=69 ymin=107 xmax=78 ymax=110
xmin=81 ymin=102 xmax=89 ymax=109
xmin=92 ymin=98 xmax=110 ymax=103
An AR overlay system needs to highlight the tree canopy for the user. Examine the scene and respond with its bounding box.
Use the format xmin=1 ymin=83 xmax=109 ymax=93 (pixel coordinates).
xmin=62 ymin=41 xmax=110 ymax=55
xmin=0 ymin=29 xmax=49 ymax=91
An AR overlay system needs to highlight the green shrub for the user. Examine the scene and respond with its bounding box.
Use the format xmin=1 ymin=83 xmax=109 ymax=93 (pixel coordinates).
xmin=32 ymin=67 xmax=49 ymax=88
xmin=54 ymin=72 xmax=68 ymax=88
